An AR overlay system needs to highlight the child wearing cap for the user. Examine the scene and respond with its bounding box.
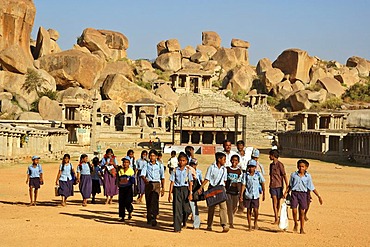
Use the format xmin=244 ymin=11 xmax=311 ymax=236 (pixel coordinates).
xmin=117 ymin=157 xmax=136 ymax=222
xmin=251 ymin=149 xmax=265 ymax=175
xmin=240 ymin=159 xmax=265 ymax=231
xmin=26 ymin=156 xmax=43 ymax=206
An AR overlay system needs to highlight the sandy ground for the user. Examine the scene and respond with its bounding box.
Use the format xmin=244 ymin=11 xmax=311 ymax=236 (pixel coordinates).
xmin=0 ymin=149 xmax=369 ymax=247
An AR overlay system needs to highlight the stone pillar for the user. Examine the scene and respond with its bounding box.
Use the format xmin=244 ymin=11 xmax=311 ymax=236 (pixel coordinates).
xmin=223 ymin=132 xmax=228 ymax=141
xmin=132 ymin=105 xmax=136 ymax=127
xmin=316 ymin=115 xmax=320 ymax=130
xmin=188 ymin=131 xmax=193 ymax=144
xmin=7 ymin=134 xmax=13 ymax=157
xmin=303 ymin=114 xmax=308 ymax=131
xmin=90 ymin=97 xmax=98 ymax=152
xmin=198 ymin=77 xmax=203 ymax=93
xmin=212 ymin=131 xmax=217 ymax=145
xmin=329 ymin=114 xmax=334 ymax=129
xmin=339 ymin=135 xmax=344 ymax=156
xmin=0 ymin=133 xmax=5 ymax=157
xmin=175 ymin=74 xmax=179 ymax=88
xmin=161 ymin=116 xmax=166 ymax=130
xmin=154 ymin=106 xmax=158 ymax=128
xmin=199 ymin=132 xmax=204 ymax=144
xmin=185 ymin=76 xmax=190 ymax=92
xmin=324 ymin=135 xmax=329 ymax=153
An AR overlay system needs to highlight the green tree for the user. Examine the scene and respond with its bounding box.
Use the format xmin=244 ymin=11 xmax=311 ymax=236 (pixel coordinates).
xmin=22 ymin=68 xmax=47 ymax=97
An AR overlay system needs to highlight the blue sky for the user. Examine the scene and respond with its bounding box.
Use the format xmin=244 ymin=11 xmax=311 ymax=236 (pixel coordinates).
xmin=32 ymin=0 xmax=370 ymax=65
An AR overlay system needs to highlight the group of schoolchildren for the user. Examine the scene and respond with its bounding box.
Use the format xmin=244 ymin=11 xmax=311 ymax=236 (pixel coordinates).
xmin=26 ymin=140 xmax=323 ymax=234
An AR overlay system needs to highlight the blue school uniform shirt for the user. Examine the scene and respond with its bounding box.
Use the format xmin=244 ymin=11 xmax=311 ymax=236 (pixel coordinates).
xmin=205 ymin=163 xmax=227 ymax=187
xmin=141 ymin=161 xmax=165 ymax=182
xmin=136 ymin=158 xmax=147 ymax=171
xmin=77 ymin=163 xmax=91 ymax=175
xmin=170 ymin=167 xmax=193 ymax=187
xmin=195 ymin=169 xmax=203 ymax=182
xmin=59 ymin=163 xmax=73 ymax=181
xmin=27 ymin=164 xmax=43 ymax=178
xmin=242 ymin=171 xmax=265 ymax=199
xmin=91 ymin=166 xmax=101 ymax=180
xmin=289 ymin=171 xmax=315 ymax=192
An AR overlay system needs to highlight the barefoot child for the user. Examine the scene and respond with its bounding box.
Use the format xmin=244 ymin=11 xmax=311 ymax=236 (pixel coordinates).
xmin=26 ymin=156 xmax=43 ymax=206
xmin=117 ymin=157 xmax=135 ymax=222
xmin=55 ymin=154 xmax=75 ymax=207
xmin=141 ymin=149 xmax=165 ymax=226
xmin=77 ymin=154 xmax=93 ymax=207
xmin=135 ymin=150 xmax=148 ymax=203
xmin=240 ymin=159 xmax=265 ymax=231
xmin=269 ymin=149 xmax=288 ymax=224
xmin=168 ymin=152 xmax=193 ymax=232
xmin=283 ymin=159 xmax=323 ymax=234
xmin=91 ymin=157 xmax=102 ymax=204
xmin=226 ymin=155 xmax=242 ymax=228
xmin=198 ymin=152 xmax=229 ymax=233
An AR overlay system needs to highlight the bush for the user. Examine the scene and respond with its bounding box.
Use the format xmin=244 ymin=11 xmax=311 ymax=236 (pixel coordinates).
xmin=154 ymin=69 xmax=171 ymax=81
xmin=342 ymin=80 xmax=370 ymax=103
xmin=267 ymin=96 xmax=279 ymax=107
xmin=224 ymin=90 xmax=248 ymax=103
xmin=23 ymin=68 xmax=46 ymax=97
xmin=135 ymin=79 xmax=152 ymax=90
xmin=30 ymin=90 xmax=58 ymax=112
xmin=311 ymin=97 xmax=343 ymax=110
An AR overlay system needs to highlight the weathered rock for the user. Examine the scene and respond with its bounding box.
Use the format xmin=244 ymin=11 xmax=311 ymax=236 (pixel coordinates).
xmin=50 ymin=40 xmax=62 ymax=54
xmin=34 ymin=26 xmax=51 ymax=59
xmin=38 ymin=49 xmax=105 ymax=89
xmin=37 ymin=69 xmax=57 ymax=92
xmin=231 ymin=39 xmax=250 ymax=48
xmin=166 ymin=39 xmax=181 ymax=52
xmin=232 ymin=47 xmax=249 ymax=65
xmin=291 ymin=80 xmax=305 ymax=91
xmin=276 ymin=80 xmax=293 ymax=98
xmin=77 ymin=28 xmax=129 ymax=61
xmin=334 ymin=73 xmax=359 ymax=88
xmin=346 ymin=56 xmax=369 ymax=77
xmin=248 ymin=89 xmax=258 ymax=95
xmin=100 ymin=100 xmax=122 ymax=115
xmin=0 ymin=0 xmax=36 ymax=62
xmin=98 ymin=60 xmax=135 ymax=86
xmin=177 ymin=94 xmax=199 ymax=112
xmin=201 ymin=60 xmax=218 ymax=72
xmin=202 ymin=31 xmax=221 ymax=49
xmin=14 ymin=94 xmax=30 ymax=111
xmin=0 ymin=98 xmax=22 ymax=119
xmin=262 ymin=68 xmax=284 ymax=92
xmin=256 ymin=58 xmax=273 ymax=76
xmin=309 ymin=67 xmax=329 ymax=84
xmin=289 ymin=90 xmax=312 ymax=111
xmin=318 ymin=77 xmax=345 ymax=97
xmin=135 ymin=60 xmax=154 ymax=74
xmin=196 ymin=45 xmax=217 ymax=58
xmin=0 ymin=92 xmax=13 ymax=101
xmin=225 ymin=65 xmax=256 ymax=94
xmin=182 ymin=59 xmax=203 ymax=70
xmin=17 ymin=112 xmax=43 ymax=120
xmin=190 ymin=51 xmax=209 ymax=63
xmin=57 ymin=87 xmax=91 ymax=102
xmin=157 ymin=40 xmax=167 ymax=56
xmin=346 ymin=109 xmax=370 ymax=129
xmin=0 ymin=71 xmax=37 ymax=105
xmin=101 ymin=74 xmax=172 ymax=113
xmin=142 ymin=70 xmax=158 ymax=82
xmin=212 ymin=48 xmax=237 ymax=72
xmin=38 ymin=96 xmax=62 ymax=121
xmin=155 ymin=84 xmax=179 ymax=104
xmin=0 ymin=45 xmax=34 ymax=74
xmin=154 ymin=52 xmax=182 ymax=72
xmin=72 ymin=44 xmax=91 ymax=54
xmin=307 ymin=90 xmax=326 ymax=103
xmin=48 ymin=29 xmax=60 ymax=41
xmin=181 ymin=46 xmax=196 ymax=58
xmin=272 ymin=49 xmax=315 ymax=83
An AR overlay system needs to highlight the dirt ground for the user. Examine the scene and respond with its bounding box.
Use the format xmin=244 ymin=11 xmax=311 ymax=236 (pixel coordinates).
xmin=0 ymin=149 xmax=369 ymax=247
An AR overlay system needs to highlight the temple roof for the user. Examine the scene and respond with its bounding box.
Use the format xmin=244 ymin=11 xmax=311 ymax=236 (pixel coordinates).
xmin=176 ymin=106 xmax=242 ymax=116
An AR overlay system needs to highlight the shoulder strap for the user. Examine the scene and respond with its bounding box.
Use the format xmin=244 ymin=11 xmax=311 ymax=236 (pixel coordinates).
xmin=216 ymin=167 xmax=225 ymax=186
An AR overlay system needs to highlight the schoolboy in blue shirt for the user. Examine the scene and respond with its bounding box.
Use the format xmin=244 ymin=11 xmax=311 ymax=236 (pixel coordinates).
xmin=198 ymin=152 xmax=229 ymax=233
xmin=240 ymin=159 xmax=265 ymax=231
xmin=26 ymin=155 xmax=43 ymax=206
xmin=283 ymin=159 xmax=323 ymax=234
xmin=141 ymin=149 xmax=165 ymax=226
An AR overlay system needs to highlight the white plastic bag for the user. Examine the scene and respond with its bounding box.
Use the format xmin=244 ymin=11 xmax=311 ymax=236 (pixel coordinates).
xmin=279 ymin=201 xmax=289 ymax=230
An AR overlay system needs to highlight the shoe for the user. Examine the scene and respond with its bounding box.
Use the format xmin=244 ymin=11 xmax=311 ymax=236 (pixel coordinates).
xmin=128 ymin=212 xmax=132 ymax=220
xmin=229 ymin=224 xmax=234 ymax=228
xmin=206 ymin=226 xmax=212 ymax=231
xmin=151 ymin=219 xmax=157 ymax=226
xmin=118 ymin=218 xmax=125 ymax=222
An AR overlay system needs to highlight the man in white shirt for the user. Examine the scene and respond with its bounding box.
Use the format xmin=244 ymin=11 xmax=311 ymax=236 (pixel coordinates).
xmin=222 ymin=140 xmax=238 ymax=167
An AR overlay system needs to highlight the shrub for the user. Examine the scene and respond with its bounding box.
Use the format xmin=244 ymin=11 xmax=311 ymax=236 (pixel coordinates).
xmin=23 ymin=68 xmax=46 ymax=97
xmin=154 ymin=69 xmax=171 ymax=81
xmin=311 ymin=97 xmax=343 ymax=110
xmin=342 ymin=80 xmax=370 ymax=103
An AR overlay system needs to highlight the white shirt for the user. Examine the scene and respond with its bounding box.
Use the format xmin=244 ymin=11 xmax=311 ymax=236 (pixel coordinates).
xmin=168 ymin=157 xmax=178 ymax=169
xmin=223 ymin=150 xmax=238 ymax=167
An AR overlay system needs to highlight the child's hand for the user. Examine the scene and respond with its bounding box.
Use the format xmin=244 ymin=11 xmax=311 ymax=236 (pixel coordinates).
xmin=160 ymin=188 xmax=165 ymax=197
xmin=262 ymin=193 xmax=265 ymax=201
xmin=239 ymin=196 xmax=243 ymax=202
xmin=26 ymin=180 xmax=28 ymax=184
xmin=168 ymin=194 xmax=172 ymax=202
xmin=55 ymin=181 xmax=59 ymax=186
xmin=318 ymin=196 xmax=323 ymax=205
xmin=188 ymin=193 xmax=193 ymax=201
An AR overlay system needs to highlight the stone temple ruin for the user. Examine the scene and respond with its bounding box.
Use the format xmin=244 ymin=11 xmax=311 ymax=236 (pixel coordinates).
xmin=277 ymin=112 xmax=370 ymax=165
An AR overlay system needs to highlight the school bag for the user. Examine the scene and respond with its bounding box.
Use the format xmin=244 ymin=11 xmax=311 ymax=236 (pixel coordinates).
xmin=204 ymin=168 xmax=227 ymax=207
xmin=279 ymin=201 xmax=289 ymax=230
